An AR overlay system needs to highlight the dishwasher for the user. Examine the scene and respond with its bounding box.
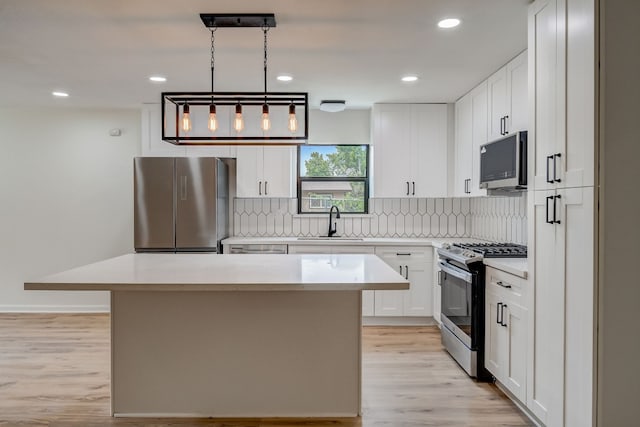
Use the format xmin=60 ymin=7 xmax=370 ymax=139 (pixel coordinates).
xmin=227 ymin=244 xmax=288 ymax=254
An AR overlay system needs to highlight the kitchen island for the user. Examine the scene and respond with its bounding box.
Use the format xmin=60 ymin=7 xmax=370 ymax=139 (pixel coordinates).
xmin=24 ymin=253 xmax=408 ymax=418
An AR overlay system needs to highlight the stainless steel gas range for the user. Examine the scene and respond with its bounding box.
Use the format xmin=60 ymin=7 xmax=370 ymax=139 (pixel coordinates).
xmin=437 ymin=242 xmax=527 ymax=380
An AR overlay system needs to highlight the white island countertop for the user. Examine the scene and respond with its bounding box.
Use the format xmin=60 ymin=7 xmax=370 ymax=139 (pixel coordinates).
xmin=24 ymin=253 xmax=409 ymax=292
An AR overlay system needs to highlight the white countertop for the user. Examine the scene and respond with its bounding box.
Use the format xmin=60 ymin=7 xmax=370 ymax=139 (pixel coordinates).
xmin=24 ymin=253 xmax=410 ymax=292
xmin=222 ymin=236 xmax=483 ymax=248
xmin=483 ymin=258 xmax=529 ymax=279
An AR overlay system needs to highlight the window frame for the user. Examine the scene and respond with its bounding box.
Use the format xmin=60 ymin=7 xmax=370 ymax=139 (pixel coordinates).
xmin=297 ymin=144 xmax=370 ymax=214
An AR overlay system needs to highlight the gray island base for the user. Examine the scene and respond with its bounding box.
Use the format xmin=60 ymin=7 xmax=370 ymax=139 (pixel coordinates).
xmin=25 ymin=253 xmax=408 ymax=418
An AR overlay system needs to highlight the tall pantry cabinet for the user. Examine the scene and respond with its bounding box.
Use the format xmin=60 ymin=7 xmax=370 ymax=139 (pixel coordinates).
xmin=528 ymin=0 xmax=596 ymax=426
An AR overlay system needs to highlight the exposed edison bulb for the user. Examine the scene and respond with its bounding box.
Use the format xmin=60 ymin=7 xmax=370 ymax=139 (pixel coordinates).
xmin=288 ymin=103 xmax=298 ymax=133
xmin=233 ymin=104 xmax=244 ymax=132
xmin=181 ymin=104 xmax=192 ymax=133
xmin=208 ymin=104 xmax=218 ymax=133
xmin=261 ymin=104 xmax=271 ymax=131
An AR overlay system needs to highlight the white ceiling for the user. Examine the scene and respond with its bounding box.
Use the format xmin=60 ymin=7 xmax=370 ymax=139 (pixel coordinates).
xmin=0 ymin=0 xmax=530 ymax=109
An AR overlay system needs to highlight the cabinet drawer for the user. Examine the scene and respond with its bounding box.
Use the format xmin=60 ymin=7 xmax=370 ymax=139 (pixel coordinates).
xmin=374 ymin=246 xmax=431 ymax=262
xmin=486 ymin=267 xmax=526 ymax=303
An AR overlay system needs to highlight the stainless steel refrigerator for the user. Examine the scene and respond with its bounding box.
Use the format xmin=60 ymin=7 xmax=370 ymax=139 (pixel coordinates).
xmin=134 ymin=157 xmax=228 ymax=253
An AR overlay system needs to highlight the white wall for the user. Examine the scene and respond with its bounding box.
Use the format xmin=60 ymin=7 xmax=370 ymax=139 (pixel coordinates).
xmin=0 ymin=108 xmax=140 ymax=311
xmin=307 ymin=109 xmax=370 ymax=144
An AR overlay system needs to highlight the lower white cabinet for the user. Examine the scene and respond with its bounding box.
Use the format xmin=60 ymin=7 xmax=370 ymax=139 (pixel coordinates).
xmin=484 ymin=266 xmax=528 ymax=403
xmin=288 ymin=244 xmax=433 ymax=318
xmin=287 ymin=245 xmax=376 ymax=315
xmin=374 ymin=247 xmax=433 ymax=317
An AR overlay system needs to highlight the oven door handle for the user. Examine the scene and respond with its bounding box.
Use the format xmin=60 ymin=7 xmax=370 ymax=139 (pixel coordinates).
xmin=438 ymin=261 xmax=473 ymax=283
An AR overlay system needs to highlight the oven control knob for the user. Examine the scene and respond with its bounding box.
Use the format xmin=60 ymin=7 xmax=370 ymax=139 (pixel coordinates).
xmin=463 ymin=250 xmax=475 ymax=258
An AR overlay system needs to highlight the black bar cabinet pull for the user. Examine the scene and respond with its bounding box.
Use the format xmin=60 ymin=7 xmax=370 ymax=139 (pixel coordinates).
xmin=264 ymin=181 xmax=268 ymax=195
xmin=396 ymin=252 xmax=411 ymax=256
xmin=546 ymin=155 xmax=554 ymax=183
xmin=259 ymin=181 xmax=262 ymax=196
xmin=412 ymin=181 xmax=415 ymax=196
xmin=554 ymin=153 xmax=562 ymax=183
xmin=497 ymin=302 xmax=503 ymax=324
xmin=399 ymin=265 xmax=403 ymax=276
xmin=504 ymin=115 xmax=509 ymax=134
xmin=497 ymin=281 xmax=512 ymax=289
xmin=554 ymin=195 xmax=562 ymax=224
xmin=405 ymin=265 xmax=409 ymax=280
xmin=406 ymin=181 xmax=410 ymax=196
xmin=546 ymin=195 xmax=554 ymax=224
xmin=500 ymin=117 xmax=504 ymax=135
xmin=501 ymin=304 xmax=508 ymax=327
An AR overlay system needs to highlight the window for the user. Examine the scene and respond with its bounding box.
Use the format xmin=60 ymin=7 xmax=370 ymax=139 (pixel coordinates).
xmin=298 ymin=145 xmax=369 ymax=214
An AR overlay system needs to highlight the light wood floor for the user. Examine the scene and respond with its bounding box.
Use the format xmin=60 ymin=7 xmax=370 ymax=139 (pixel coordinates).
xmin=0 ymin=314 xmax=532 ymax=426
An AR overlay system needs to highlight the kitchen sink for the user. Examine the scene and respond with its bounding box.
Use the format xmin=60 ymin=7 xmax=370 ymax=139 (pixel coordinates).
xmin=296 ymin=237 xmax=364 ymax=241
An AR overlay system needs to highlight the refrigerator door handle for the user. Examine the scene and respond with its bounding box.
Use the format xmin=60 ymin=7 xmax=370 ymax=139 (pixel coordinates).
xmin=180 ymin=176 xmax=188 ymax=200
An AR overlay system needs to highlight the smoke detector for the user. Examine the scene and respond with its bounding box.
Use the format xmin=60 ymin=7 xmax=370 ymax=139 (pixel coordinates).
xmin=319 ymin=100 xmax=346 ymax=112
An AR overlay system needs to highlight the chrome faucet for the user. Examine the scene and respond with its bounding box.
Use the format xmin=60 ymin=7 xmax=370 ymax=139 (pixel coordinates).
xmin=328 ymin=205 xmax=341 ymax=237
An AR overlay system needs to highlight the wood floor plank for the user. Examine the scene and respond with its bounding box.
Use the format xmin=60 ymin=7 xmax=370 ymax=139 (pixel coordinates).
xmin=0 ymin=314 xmax=531 ymax=426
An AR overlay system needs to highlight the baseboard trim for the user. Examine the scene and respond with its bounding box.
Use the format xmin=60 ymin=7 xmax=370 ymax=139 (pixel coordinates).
xmin=362 ymin=316 xmax=436 ymax=326
xmin=0 ymin=304 xmax=110 ymax=313
xmin=495 ymin=381 xmax=544 ymax=427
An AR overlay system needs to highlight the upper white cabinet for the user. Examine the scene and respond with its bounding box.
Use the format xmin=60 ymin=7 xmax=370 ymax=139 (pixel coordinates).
xmin=372 ymin=104 xmax=448 ymax=198
xmin=374 ymin=247 xmax=433 ymax=317
xmin=487 ymin=51 xmax=528 ymax=141
xmin=529 ymin=1 xmax=594 ymax=191
xmin=454 ymin=94 xmax=472 ymax=197
xmin=453 ymin=81 xmax=489 ymax=197
xmin=236 ymin=146 xmax=295 ymax=198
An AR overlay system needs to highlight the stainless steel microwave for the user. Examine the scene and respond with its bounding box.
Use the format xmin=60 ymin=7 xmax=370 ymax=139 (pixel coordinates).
xmin=479 ymin=131 xmax=527 ymax=191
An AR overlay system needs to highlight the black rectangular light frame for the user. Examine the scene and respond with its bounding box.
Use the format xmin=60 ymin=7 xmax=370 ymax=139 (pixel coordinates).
xmin=161 ymin=91 xmax=309 ymax=145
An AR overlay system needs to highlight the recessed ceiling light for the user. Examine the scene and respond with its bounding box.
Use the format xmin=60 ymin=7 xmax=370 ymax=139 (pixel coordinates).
xmin=277 ymin=75 xmax=293 ymax=82
xmin=438 ymin=18 xmax=461 ymax=29
xmin=149 ymin=76 xmax=167 ymax=83
xmin=401 ymin=76 xmax=419 ymax=83
xmin=52 ymin=91 xmax=69 ymax=97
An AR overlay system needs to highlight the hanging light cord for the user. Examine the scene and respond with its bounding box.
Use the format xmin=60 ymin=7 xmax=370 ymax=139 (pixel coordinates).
xmin=263 ymin=25 xmax=269 ymax=98
xmin=210 ymin=28 xmax=217 ymax=93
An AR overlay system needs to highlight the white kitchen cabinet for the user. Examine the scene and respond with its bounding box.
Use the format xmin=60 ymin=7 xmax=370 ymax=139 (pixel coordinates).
xmin=454 ymin=93 xmax=472 ymax=197
xmin=287 ymin=245 xmax=376 ymax=316
xmin=529 ymin=186 xmax=594 ymax=426
xmin=236 ymin=146 xmax=295 ymax=197
xmin=484 ymin=267 xmax=528 ymax=403
xmin=529 ymin=1 xmax=594 ymax=191
xmin=374 ymin=247 xmax=433 ymax=317
xmin=487 ymin=51 xmax=528 ymax=142
xmin=528 ymin=0 xmax=596 ymax=425
xmin=372 ymin=104 xmax=448 ymax=198
xmin=453 ymin=82 xmax=488 ymax=197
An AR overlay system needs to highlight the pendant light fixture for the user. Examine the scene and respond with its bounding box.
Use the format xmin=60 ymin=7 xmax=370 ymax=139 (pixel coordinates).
xmin=161 ymin=13 xmax=308 ymax=145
